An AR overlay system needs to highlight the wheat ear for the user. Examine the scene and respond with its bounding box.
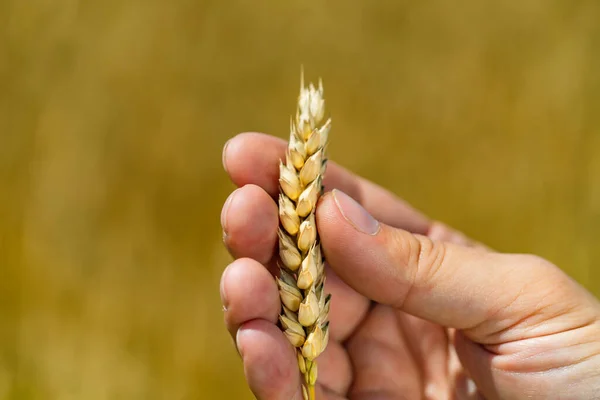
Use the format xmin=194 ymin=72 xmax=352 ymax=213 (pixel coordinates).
xmin=277 ymin=71 xmax=331 ymax=400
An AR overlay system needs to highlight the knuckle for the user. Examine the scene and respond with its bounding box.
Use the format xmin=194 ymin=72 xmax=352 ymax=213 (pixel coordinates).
xmin=414 ymin=235 xmax=448 ymax=286
xmin=517 ymin=254 xmax=563 ymax=278
xmin=388 ymin=229 xmax=448 ymax=308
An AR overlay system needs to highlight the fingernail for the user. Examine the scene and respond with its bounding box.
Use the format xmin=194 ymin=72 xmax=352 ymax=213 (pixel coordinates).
xmin=221 ymin=188 xmax=239 ymax=234
xmin=332 ymin=189 xmax=380 ymax=235
xmin=220 ymin=264 xmax=231 ymax=311
xmin=236 ymin=326 xmax=246 ymax=357
xmin=222 ymin=139 xmax=231 ymax=173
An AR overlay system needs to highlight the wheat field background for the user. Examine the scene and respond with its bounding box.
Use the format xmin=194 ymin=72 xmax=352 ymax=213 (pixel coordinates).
xmin=1 ymin=1 xmax=600 ymax=399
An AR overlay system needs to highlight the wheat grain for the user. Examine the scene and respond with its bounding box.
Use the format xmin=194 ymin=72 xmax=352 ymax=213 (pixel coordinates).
xmin=277 ymin=70 xmax=331 ymax=400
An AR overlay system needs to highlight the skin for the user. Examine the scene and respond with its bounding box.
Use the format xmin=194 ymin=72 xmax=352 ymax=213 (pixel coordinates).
xmin=219 ymin=132 xmax=600 ymax=400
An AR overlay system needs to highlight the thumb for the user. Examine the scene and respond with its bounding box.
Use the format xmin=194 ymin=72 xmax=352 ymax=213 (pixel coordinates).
xmin=316 ymin=190 xmax=598 ymax=344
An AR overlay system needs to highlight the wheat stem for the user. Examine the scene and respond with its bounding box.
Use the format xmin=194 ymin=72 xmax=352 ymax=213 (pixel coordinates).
xmin=309 ymin=384 xmax=316 ymax=400
xmin=277 ymin=70 xmax=331 ymax=399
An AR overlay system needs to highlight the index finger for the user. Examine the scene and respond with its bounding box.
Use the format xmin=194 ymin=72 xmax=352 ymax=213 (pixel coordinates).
xmin=223 ymin=132 xmax=431 ymax=234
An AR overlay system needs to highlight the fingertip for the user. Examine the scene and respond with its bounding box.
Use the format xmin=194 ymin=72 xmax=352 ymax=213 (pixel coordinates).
xmin=222 ymin=258 xmax=280 ymax=337
xmin=222 ymin=133 xmax=248 ymax=183
xmin=222 ymin=184 xmax=278 ymax=265
xmin=315 ymin=191 xmax=338 ymax=233
xmin=237 ymin=319 xmax=303 ymax=400
xmin=222 ymin=133 xmax=286 ymax=195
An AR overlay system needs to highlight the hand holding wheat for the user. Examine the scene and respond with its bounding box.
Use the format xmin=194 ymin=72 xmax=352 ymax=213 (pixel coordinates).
xmin=220 ymin=100 xmax=600 ymax=399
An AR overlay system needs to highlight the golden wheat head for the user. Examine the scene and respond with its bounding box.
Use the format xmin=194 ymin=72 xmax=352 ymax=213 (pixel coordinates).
xmin=276 ymin=70 xmax=331 ymax=400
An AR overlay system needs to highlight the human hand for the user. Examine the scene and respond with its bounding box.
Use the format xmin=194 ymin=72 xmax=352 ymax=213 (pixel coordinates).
xmin=219 ymin=132 xmax=600 ymax=399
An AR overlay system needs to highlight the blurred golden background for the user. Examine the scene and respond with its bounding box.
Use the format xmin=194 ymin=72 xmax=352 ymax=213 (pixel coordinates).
xmin=2 ymin=0 xmax=600 ymax=398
